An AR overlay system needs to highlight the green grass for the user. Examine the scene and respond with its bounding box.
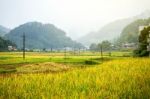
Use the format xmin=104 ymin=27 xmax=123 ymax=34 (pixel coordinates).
xmin=0 ymin=52 xmax=116 ymax=73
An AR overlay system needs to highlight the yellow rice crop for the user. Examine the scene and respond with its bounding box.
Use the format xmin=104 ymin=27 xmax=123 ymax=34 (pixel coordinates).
xmin=0 ymin=58 xmax=150 ymax=99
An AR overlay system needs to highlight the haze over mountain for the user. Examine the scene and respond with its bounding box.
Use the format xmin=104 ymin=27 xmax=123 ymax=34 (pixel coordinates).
xmin=5 ymin=22 xmax=83 ymax=49
xmin=78 ymin=10 xmax=150 ymax=45
xmin=0 ymin=25 xmax=10 ymax=36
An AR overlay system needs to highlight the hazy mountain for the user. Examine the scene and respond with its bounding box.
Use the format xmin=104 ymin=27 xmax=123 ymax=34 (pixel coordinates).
xmin=0 ymin=25 xmax=10 ymax=36
xmin=5 ymin=22 xmax=84 ymax=49
xmin=78 ymin=10 xmax=150 ymax=46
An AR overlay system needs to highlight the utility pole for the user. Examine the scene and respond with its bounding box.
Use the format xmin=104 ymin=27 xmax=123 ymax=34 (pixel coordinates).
xmin=64 ymin=46 xmax=67 ymax=59
xmin=73 ymin=48 xmax=75 ymax=56
xmin=147 ymin=31 xmax=150 ymax=57
xmin=78 ymin=48 xmax=80 ymax=56
xmin=73 ymin=43 xmax=76 ymax=56
xmin=23 ymin=32 xmax=25 ymax=60
xmin=100 ymin=45 xmax=103 ymax=60
xmin=51 ymin=48 xmax=53 ymax=52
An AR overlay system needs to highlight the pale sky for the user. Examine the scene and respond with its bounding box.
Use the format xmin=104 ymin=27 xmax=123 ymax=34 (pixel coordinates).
xmin=0 ymin=0 xmax=150 ymax=39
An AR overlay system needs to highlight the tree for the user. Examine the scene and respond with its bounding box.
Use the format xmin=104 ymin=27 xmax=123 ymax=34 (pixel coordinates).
xmin=0 ymin=36 xmax=16 ymax=51
xmin=98 ymin=40 xmax=111 ymax=51
xmin=134 ymin=26 xmax=150 ymax=56
xmin=89 ymin=43 xmax=97 ymax=52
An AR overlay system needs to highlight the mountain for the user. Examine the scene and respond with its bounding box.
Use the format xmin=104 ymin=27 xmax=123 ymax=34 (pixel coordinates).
xmin=78 ymin=10 xmax=150 ymax=46
xmin=0 ymin=25 xmax=10 ymax=36
xmin=5 ymin=22 xmax=84 ymax=49
xmin=118 ymin=18 xmax=150 ymax=44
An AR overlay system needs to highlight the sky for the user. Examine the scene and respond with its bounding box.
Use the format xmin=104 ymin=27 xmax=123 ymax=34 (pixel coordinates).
xmin=0 ymin=0 xmax=150 ymax=39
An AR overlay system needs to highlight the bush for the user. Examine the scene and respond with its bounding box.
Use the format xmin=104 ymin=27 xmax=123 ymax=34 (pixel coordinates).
xmin=84 ymin=60 xmax=98 ymax=65
xmin=133 ymin=49 xmax=149 ymax=57
xmin=133 ymin=49 xmax=141 ymax=57
xmin=140 ymin=50 xmax=149 ymax=57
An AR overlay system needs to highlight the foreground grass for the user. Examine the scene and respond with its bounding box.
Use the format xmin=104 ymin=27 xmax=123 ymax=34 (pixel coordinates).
xmin=0 ymin=58 xmax=150 ymax=99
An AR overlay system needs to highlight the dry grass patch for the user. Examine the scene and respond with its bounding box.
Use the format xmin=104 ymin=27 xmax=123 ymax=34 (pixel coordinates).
xmin=17 ymin=62 xmax=70 ymax=73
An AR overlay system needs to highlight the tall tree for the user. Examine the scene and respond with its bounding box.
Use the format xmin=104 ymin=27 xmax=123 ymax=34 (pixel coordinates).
xmin=134 ymin=26 xmax=150 ymax=56
xmin=89 ymin=43 xmax=97 ymax=52
xmin=98 ymin=40 xmax=111 ymax=51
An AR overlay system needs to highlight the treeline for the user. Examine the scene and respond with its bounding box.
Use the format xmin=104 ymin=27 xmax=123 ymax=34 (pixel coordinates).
xmin=134 ymin=26 xmax=150 ymax=56
xmin=89 ymin=40 xmax=112 ymax=52
xmin=0 ymin=36 xmax=16 ymax=51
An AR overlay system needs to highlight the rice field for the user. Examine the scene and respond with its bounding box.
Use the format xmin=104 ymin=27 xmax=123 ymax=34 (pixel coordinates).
xmin=0 ymin=52 xmax=150 ymax=99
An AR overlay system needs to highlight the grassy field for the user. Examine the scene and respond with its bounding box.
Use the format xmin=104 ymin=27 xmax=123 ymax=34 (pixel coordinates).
xmin=0 ymin=52 xmax=150 ymax=99
xmin=0 ymin=51 xmax=130 ymax=73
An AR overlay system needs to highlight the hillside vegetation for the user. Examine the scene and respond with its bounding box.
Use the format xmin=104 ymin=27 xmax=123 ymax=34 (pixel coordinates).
xmin=118 ymin=18 xmax=150 ymax=44
xmin=0 ymin=37 xmax=16 ymax=51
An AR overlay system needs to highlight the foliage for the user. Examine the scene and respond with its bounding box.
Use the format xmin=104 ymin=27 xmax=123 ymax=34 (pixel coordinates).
xmin=133 ymin=49 xmax=149 ymax=57
xmin=0 ymin=36 xmax=16 ymax=51
xmin=98 ymin=40 xmax=111 ymax=51
xmin=89 ymin=40 xmax=112 ymax=52
xmin=139 ymin=27 xmax=150 ymax=50
xmin=134 ymin=26 xmax=150 ymax=57
xmin=89 ymin=43 xmax=97 ymax=51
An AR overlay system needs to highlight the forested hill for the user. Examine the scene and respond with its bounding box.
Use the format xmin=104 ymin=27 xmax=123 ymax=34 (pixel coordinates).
xmin=118 ymin=18 xmax=150 ymax=44
xmin=5 ymin=22 xmax=84 ymax=49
